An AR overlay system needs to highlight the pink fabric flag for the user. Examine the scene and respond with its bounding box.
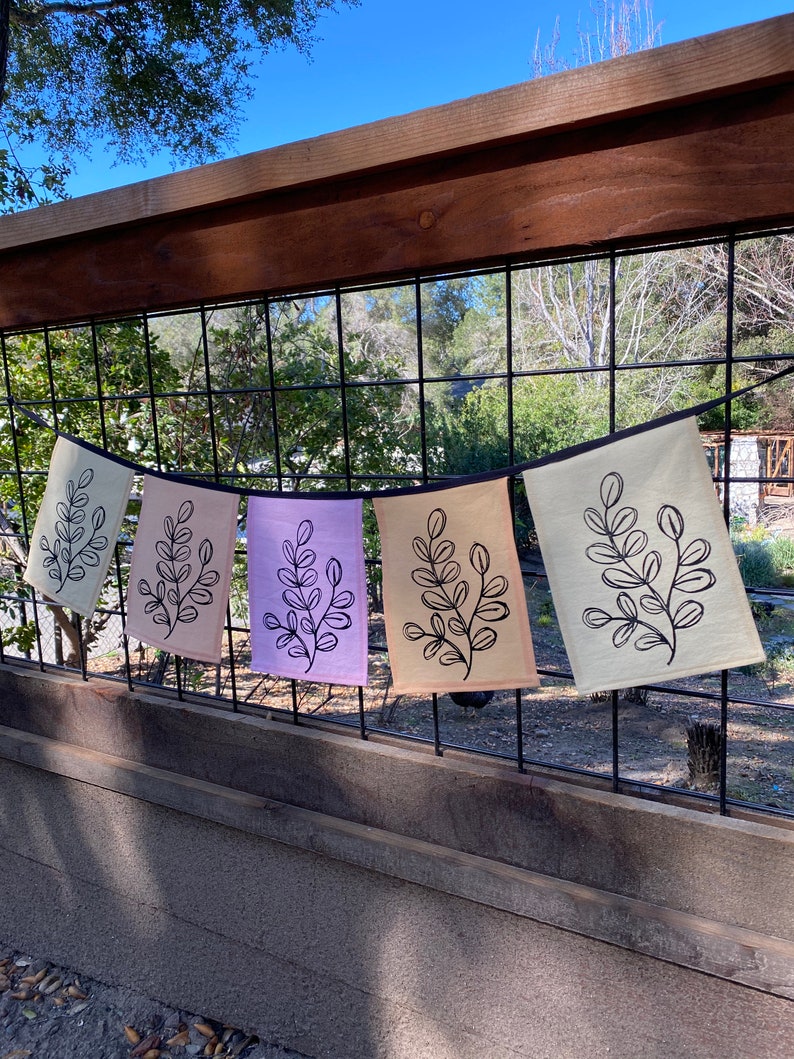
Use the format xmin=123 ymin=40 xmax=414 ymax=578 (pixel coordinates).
xmin=125 ymin=476 xmax=239 ymax=664
xmin=25 ymin=436 xmax=133 ymax=617
xmin=374 ymin=478 xmax=539 ymax=695
xmin=248 ymin=495 xmax=368 ymax=685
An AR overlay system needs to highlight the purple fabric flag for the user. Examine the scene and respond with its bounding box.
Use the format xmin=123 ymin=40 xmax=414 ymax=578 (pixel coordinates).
xmin=125 ymin=475 xmax=239 ymax=664
xmin=248 ymin=495 xmax=368 ymax=686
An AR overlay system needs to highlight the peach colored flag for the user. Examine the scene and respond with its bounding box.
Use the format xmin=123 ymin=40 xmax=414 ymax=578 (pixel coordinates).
xmin=374 ymin=477 xmax=538 ymax=695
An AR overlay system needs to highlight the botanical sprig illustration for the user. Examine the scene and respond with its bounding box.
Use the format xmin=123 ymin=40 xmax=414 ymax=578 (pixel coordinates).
xmin=263 ymin=519 xmax=356 ymax=672
xmin=39 ymin=468 xmax=109 ymax=591
xmin=582 ymin=472 xmax=716 ymax=664
xmin=137 ymin=500 xmax=219 ymax=638
xmin=402 ymin=508 xmax=510 ymax=679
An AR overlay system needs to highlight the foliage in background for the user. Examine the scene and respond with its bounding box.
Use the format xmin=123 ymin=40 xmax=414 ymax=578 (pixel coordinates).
xmin=0 ymin=0 xmax=356 ymax=211
xmin=0 ymin=321 xmax=179 ymax=515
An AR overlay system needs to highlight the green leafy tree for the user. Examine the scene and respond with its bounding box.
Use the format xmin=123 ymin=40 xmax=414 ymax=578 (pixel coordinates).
xmin=0 ymin=0 xmax=355 ymax=210
xmin=0 ymin=321 xmax=181 ymax=662
xmin=204 ymin=300 xmax=416 ymax=487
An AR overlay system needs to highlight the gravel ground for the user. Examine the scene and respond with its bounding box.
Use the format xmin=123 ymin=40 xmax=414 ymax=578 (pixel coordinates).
xmin=0 ymin=947 xmax=310 ymax=1059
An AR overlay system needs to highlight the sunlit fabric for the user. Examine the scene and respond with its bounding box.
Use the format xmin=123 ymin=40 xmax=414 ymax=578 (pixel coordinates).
xmin=125 ymin=476 xmax=239 ymax=664
xmin=247 ymin=495 xmax=369 ymax=686
xmin=25 ymin=437 xmax=134 ymax=617
xmin=523 ymin=417 xmax=765 ymax=695
xmin=374 ymin=478 xmax=538 ymax=695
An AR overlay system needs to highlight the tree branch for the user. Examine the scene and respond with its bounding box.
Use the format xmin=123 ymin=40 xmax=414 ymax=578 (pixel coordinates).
xmin=9 ymin=0 xmax=129 ymax=29
xmin=0 ymin=0 xmax=9 ymax=105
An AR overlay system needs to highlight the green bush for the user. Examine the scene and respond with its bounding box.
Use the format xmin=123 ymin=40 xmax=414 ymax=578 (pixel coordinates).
xmin=735 ymin=540 xmax=778 ymax=588
xmin=770 ymin=535 xmax=794 ymax=575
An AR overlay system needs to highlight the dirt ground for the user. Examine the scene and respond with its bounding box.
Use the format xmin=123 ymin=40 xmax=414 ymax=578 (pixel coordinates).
xmin=11 ymin=553 xmax=794 ymax=816
xmin=210 ymin=571 xmax=794 ymax=815
xmin=0 ymin=948 xmax=306 ymax=1059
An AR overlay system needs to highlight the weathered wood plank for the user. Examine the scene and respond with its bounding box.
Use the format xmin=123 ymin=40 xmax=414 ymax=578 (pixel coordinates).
xmin=1 ymin=87 xmax=793 ymax=328
xmin=4 ymin=720 xmax=794 ymax=999
xmin=0 ymin=13 xmax=792 ymax=254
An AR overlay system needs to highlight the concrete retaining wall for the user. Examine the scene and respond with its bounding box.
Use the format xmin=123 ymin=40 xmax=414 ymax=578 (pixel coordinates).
xmin=1 ymin=664 xmax=793 ymax=1057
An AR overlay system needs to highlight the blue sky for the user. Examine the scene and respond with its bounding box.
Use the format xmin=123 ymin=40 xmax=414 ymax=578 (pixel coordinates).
xmin=56 ymin=0 xmax=794 ymax=198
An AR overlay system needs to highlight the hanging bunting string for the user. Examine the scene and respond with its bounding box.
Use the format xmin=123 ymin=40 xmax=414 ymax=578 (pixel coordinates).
xmin=8 ymin=361 xmax=794 ymax=499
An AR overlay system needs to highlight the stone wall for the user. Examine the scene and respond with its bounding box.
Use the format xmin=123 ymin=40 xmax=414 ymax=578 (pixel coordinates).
xmin=1 ymin=665 xmax=794 ymax=1058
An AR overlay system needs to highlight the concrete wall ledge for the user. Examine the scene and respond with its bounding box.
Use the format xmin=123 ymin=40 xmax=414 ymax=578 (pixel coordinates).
xmin=2 ymin=721 xmax=794 ymax=1001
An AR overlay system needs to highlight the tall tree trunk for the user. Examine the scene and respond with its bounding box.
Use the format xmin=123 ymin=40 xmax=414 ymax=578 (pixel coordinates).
xmin=0 ymin=0 xmax=9 ymax=109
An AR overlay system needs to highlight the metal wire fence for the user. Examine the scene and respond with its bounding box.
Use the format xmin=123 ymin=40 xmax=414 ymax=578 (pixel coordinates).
xmin=1 ymin=227 xmax=793 ymax=817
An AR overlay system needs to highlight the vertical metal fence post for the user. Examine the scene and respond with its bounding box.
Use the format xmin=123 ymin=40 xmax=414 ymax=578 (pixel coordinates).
xmin=608 ymin=249 xmax=620 ymax=794
xmin=719 ymin=235 xmax=737 ymax=816
xmin=0 ymin=331 xmax=45 ymax=670
xmin=506 ymin=263 xmax=525 ymax=773
xmin=91 ymin=319 xmax=135 ymax=691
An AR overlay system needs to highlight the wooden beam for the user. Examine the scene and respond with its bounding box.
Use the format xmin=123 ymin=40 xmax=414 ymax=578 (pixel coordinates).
xmin=1 ymin=85 xmax=793 ymax=329
xmin=0 ymin=13 xmax=792 ymax=254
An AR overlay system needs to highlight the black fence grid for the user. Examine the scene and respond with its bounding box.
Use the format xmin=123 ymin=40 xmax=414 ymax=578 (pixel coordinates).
xmin=1 ymin=227 xmax=794 ymax=818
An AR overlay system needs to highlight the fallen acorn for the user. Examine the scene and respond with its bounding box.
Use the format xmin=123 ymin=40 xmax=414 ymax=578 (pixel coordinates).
xmin=166 ymin=1030 xmax=190 ymax=1047
xmin=10 ymin=989 xmax=31 ymax=1001
xmin=141 ymin=1051 xmax=161 ymax=1059
xmin=131 ymin=1034 xmax=161 ymax=1057
xmin=194 ymin=1022 xmax=216 ymax=1038
xmin=124 ymin=1025 xmax=141 ymax=1045
xmin=67 ymin=985 xmax=88 ymax=1000
xmin=20 ymin=969 xmax=46 ymax=986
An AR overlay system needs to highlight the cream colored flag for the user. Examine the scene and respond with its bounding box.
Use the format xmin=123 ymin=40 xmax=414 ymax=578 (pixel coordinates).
xmin=25 ymin=436 xmax=133 ymax=616
xmin=374 ymin=477 xmax=538 ymax=695
xmin=523 ymin=417 xmax=765 ymax=695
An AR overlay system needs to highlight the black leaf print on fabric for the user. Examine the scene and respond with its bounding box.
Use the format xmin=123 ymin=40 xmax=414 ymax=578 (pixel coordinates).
xmin=403 ymin=507 xmax=509 ymax=680
xmin=581 ymin=472 xmax=716 ymax=664
xmin=39 ymin=467 xmax=109 ymax=591
xmin=136 ymin=500 xmax=220 ymax=639
xmin=263 ymin=519 xmax=356 ymax=673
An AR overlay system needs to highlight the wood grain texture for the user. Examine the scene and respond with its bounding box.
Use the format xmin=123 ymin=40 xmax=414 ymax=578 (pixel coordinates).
xmin=0 ymin=13 xmax=792 ymax=254
xmin=4 ymin=719 xmax=794 ymax=999
xmin=1 ymin=85 xmax=793 ymax=330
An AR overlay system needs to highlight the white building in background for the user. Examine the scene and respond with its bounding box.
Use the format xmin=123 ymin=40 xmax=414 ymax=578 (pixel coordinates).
xmin=701 ymin=433 xmax=794 ymax=528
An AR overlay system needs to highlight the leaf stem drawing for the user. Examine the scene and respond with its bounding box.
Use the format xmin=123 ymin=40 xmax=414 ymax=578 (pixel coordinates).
xmin=137 ymin=500 xmax=219 ymax=638
xmin=582 ymin=472 xmax=716 ymax=664
xmin=40 ymin=468 xmax=109 ymax=591
xmin=403 ymin=508 xmax=509 ymax=679
xmin=263 ymin=519 xmax=355 ymax=672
